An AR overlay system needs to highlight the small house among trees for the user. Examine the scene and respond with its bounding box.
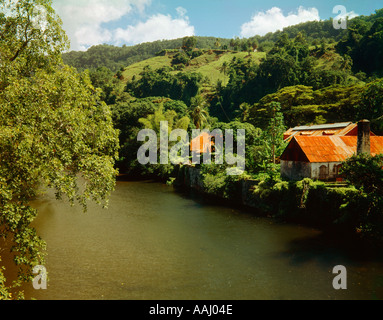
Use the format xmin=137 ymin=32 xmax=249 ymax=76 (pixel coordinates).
xmin=190 ymin=132 xmax=215 ymax=155
xmin=280 ymin=120 xmax=383 ymax=181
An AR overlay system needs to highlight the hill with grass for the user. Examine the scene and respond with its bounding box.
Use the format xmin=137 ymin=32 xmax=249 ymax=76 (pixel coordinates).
xmin=120 ymin=49 xmax=266 ymax=86
xmin=63 ymin=9 xmax=383 ymax=134
xmin=62 ymin=37 xmax=233 ymax=72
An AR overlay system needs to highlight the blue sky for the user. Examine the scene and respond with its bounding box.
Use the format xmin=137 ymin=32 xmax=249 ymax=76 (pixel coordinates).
xmin=52 ymin=0 xmax=382 ymax=51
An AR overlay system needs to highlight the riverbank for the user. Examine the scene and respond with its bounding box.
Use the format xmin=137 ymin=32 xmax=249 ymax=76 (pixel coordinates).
xmin=171 ymin=165 xmax=383 ymax=246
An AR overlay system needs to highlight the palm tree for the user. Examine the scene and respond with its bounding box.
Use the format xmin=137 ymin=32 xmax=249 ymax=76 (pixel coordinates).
xmin=219 ymin=61 xmax=230 ymax=85
xmin=190 ymin=96 xmax=209 ymax=129
xmin=215 ymin=38 xmax=221 ymax=49
xmin=220 ymin=61 xmax=229 ymax=76
xmin=229 ymin=39 xmax=235 ymax=50
xmin=238 ymin=102 xmax=250 ymax=122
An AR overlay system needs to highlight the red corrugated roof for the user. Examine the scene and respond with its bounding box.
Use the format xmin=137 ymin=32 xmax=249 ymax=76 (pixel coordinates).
xmin=190 ymin=132 xmax=214 ymax=154
xmin=283 ymin=136 xmax=383 ymax=163
xmin=283 ymin=122 xmax=375 ymax=140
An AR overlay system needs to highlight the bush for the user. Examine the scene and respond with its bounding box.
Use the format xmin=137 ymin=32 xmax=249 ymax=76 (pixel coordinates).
xmin=251 ymin=178 xmax=364 ymax=230
xmin=171 ymin=52 xmax=190 ymax=66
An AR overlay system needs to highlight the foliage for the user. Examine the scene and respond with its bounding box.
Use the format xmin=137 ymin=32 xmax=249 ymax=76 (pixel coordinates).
xmin=182 ymin=36 xmax=197 ymax=51
xmin=136 ymin=103 xmax=190 ymax=179
xmin=337 ymin=14 xmax=383 ymax=76
xmin=262 ymin=102 xmax=286 ymax=165
xmin=126 ymin=66 xmax=204 ymax=105
xmin=340 ymin=154 xmax=383 ymax=240
xmin=248 ymin=84 xmax=366 ymax=129
xmin=88 ymin=66 xmax=122 ymax=105
xmin=62 ymin=37 xmax=232 ymax=72
xmin=0 ymin=0 xmax=119 ymax=298
xmin=190 ymin=95 xmax=209 ymax=129
xmin=250 ymin=177 xmax=365 ymax=231
xmin=212 ymin=32 xmax=355 ymax=121
xmin=171 ymin=52 xmax=190 ymax=67
xmin=341 ymin=154 xmax=383 ymax=197
xmin=357 ymin=78 xmax=383 ymax=133
xmin=200 ymin=163 xmax=249 ymax=199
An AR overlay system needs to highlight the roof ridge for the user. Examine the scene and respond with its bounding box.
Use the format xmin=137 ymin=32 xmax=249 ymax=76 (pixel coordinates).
xmin=292 ymin=122 xmax=353 ymax=131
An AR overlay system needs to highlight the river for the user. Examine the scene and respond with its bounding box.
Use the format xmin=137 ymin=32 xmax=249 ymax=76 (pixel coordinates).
xmin=13 ymin=180 xmax=383 ymax=300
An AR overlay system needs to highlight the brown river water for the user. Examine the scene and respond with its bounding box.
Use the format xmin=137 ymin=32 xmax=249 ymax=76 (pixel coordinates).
xmin=4 ymin=180 xmax=383 ymax=300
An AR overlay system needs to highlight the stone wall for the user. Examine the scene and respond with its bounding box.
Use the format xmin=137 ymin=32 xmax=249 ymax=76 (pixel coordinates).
xmin=176 ymin=165 xmax=259 ymax=208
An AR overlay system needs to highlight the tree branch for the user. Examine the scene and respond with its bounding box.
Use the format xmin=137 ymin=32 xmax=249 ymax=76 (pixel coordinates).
xmin=9 ymin=15 xmax=31 ymax=62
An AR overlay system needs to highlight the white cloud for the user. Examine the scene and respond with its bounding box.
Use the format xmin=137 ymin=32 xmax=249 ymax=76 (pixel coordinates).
xmin=114 ymin=11 xmax=195 ymax=45
xmin=53 ymin=0 xmax=152 ymax=50
xmin=240 ymin=6 xmax=320 ymax=38
xmin=336 ymin=10 xmax=359 ymax=21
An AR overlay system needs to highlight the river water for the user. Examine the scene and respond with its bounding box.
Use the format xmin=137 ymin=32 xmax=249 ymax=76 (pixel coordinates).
xmin=13 ymin=180 xmax=383 ymax=300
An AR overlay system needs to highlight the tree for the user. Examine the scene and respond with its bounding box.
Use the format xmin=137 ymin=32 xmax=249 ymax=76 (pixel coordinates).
xmin=240 ymin=40 xmax=249 ymax=53
xmin=256 ymin=102 xmax=286 ymax=177
xmin=219 ymin=61 xmax=230 ymax=85
xmin=220 ymin=61 xmax=229 ymax=76
xmin=237 ymin=103 xmax=251 ymax=122
xmin=259 ymin=52 xmax=299 ymax=91
xmin=229 ymin=38 xmax=235 ymax=50
xmin=0 ymin=0 xmax=119 ymax=298
xmin=190 ymin=95 xmax=209 ymax=129
xmin=231 ymin=37 xmax=240 ymax=51
xmin=358 ymin=79 xmax=383 ymax=134
xmin=0 ymin=0 xmax=68 ymax=79
xmin=171 ymin=52 xmax=190 ymax=67
xmin=182 ymin=36 xmax=197 ymax=51
xmin=137 ymin=104 xmax=190 ymax=177
xmin=342 ymin=154 xmax=383 ymax=195
xmin=341 ymin=154 xmax=383 ymax=239
xmin=88 ymin=66 xmax=121 ymax=105
xmin=354 ymin=18 xmax=383 ymax=75
xmin=249 ymin=38 xmax=259 ymax=51
xmin=126 ymin=68 xmax=203 ymax=106
xmin=265 ymin=102 xmax=286 ymax=165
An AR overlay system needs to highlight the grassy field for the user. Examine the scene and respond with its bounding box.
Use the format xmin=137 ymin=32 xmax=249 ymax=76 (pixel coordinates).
xmin=121 ymin=50 xmax=267 ymax=86
xmin=120 ymin=46 xmax=356 ymax=94
xmin=121 ymin=55 xmax=172 ymax=82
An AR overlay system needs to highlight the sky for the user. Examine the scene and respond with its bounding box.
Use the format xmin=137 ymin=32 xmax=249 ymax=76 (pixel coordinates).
xmin=51 ymin=0 xmax=383 ymax=51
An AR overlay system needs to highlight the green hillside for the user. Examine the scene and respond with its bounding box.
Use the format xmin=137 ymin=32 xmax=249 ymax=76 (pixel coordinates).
xmin=62 ymin=37 xmax=232 ymax=72
xmin=121 ymin=50 xmax=267 ymax=85
xmin=72 ymin=9 xmax=383 ymax=132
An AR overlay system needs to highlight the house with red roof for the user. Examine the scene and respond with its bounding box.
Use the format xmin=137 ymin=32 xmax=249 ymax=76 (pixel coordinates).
xmin=280 ymin=120 xmax=383 ymax=181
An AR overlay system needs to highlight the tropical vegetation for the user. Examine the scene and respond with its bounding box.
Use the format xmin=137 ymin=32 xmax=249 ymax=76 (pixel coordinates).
xmin=1 ymin=0 xmax=383 ymax=299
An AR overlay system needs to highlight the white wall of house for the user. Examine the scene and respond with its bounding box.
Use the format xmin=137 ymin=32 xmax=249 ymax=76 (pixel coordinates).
xmin=311 ymin=162 xmax=343 ymax=180
xmin=281 ymin=160 xmax=343 ymax=181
